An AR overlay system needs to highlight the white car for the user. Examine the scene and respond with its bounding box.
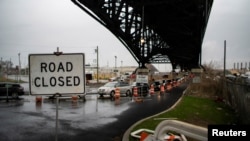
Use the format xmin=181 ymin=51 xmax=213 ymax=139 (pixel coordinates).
xmin=98 ymin=81 xmax=132 ymax=99
xmin=241 ymin=72 xmax=250 ymax=85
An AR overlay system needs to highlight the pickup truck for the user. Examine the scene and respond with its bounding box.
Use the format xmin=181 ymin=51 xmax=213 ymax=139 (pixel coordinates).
xmin=97 ymin=81 xmax=132 ymax=99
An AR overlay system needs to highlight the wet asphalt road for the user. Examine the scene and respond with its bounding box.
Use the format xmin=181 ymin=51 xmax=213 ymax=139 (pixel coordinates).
xmin=0 ymin=81 xmax=189 ymax=141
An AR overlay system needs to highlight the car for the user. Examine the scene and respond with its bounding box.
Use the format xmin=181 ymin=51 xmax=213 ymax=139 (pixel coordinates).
xmin=109 ymin=77 xmax=119 ymax=82
xmin=131 ymin=82 xmax=149 ymax=97
xmin=97 ymin=81 xmax=132 ymax=99
xmin=226 ymin=74 xmax=236 ymax=81
xmin=0 ymin=82 xmax=25 ymax=99
xmin=240 ymin=72 xmax=250 ymax=85
xmin=151 ymin=81 xmax=161 ymax=91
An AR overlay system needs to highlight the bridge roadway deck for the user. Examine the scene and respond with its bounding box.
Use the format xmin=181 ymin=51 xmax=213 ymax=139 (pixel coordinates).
xmin=0 ymin=81 xmax=189 ymax=141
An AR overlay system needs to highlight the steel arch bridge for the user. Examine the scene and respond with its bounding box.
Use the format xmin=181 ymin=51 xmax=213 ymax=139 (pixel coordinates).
xmin=72 ymin=0 xmax=213 ymax=71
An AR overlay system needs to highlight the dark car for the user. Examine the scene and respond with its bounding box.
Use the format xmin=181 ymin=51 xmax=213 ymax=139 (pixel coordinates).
xmin=151 ymin=81 xmax=161 ymax=91
xmin=131 ymin=82 xmax=149 ymax=97
xmin=0 ymin=82 xmax=25 ymax=99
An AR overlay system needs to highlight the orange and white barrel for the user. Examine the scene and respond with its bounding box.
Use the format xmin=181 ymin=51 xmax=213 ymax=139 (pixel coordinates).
xmin=35 ymin=96 xmax=43 ymax=103
xmin=167 ymin=83 xmax=172 ymax=91
xmin=133 ymin=86 xmax=138 ymax=97
xmin=150 ymin=84 xmax=154 ymax=95
xmin=71 ymin=95 xmax=78 ymax=102
xmin=114 ymin=87 xmax=120 ymax=99
xmin=160 ymin=84 xmax=165 ymax=93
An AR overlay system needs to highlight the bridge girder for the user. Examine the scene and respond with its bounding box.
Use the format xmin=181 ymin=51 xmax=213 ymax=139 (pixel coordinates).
xmin=72 ymin=0 xmax=213 ymax=70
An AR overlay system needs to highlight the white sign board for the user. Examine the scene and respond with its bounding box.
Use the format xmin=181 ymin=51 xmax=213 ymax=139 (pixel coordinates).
xmin=29 ymin=53 xmax=85 ymax=95
xmin=136 ymin=75 xmax=148 ymax=83
xmin=192 ymin=76 xmax=201 ymax=83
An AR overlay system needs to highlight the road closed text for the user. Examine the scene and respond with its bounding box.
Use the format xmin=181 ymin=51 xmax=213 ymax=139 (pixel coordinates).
xmin=33 ymin=62 xmax=81 ymax=87
xmin=34 ymin=76 xmax=80 ymax=87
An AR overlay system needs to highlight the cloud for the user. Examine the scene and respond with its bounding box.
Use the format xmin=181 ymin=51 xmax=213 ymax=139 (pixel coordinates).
xmin=202 ymin=0 xmax=250 ymax=69
xmin=0 ymin=0 xmax=249 ymax=71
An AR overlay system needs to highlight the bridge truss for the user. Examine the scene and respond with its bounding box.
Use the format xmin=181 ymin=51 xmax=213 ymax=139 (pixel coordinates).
xmin=72 ymin=0 xmax=213 ymax=70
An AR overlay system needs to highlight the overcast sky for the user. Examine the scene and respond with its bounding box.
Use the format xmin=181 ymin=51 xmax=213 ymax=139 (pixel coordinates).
xmin=0 ymin=0 xmax=249 ymax=72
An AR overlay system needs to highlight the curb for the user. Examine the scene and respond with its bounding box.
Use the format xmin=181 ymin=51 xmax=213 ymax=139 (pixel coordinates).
xmin=122 ymin=91 xmax=185 ymax=141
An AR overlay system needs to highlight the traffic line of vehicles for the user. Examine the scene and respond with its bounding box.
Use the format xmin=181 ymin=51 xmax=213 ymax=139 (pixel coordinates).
xmin=0 ymin=77 xmax=186 ymax=101
xmin=97 ymin=77 xmax=186 ymax=100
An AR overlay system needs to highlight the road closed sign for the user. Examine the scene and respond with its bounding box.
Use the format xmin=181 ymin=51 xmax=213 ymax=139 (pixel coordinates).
xmin=29 ymin=53 xmax=85 ymax=95
xmin=136 ymin=75 xmax=148 ymax=83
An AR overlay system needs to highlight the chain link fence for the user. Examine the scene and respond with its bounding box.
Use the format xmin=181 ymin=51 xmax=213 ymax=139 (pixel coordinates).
xmin=225 ymin=77 xmax=250 ymax=124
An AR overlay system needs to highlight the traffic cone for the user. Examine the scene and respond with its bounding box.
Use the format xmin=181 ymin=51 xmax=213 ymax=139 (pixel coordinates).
xmin=140 ymin=131 xmax=149 ymax=141
xmin=133 ymin=87 xmax=143 ymax=103
xmin=133 ymin=86 xmax=138 ymax=97
xmin=160 ymin=84 xmax=165 ymax=94
xmin=150 ymin=84 xmax=154 ymax=95
xmin=167 ymin=83 xmax=172 ymax=91
xmin=114 ymin=87 xmax=120 ymax=99
xmin=71 ymin=95 xmax=78 ymax=102
xmin=35 ymin=96 xmax=42 ymax=103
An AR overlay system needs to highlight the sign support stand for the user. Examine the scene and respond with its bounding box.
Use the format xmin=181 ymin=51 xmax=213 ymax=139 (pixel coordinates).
xmin=54 ymin=48 xmax=62 ymax=141
xmin=55 ymin=96 xmax=59 ymax=141
xmin=53 ymin=93 xmax=63 ymax=141
xmin=6 ymin=84 xmax=9 ymax=102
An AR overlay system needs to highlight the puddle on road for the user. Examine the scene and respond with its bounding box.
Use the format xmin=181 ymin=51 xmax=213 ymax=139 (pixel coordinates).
xmin=4 ymin=95 xmax=133 ymax=130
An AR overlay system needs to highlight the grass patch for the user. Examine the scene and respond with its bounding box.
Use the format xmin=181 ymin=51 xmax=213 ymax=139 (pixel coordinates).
xmin=129 ymin=95 xmax=238 ymax=141
xmin=0 ymin=77 xmax=26 ymax=83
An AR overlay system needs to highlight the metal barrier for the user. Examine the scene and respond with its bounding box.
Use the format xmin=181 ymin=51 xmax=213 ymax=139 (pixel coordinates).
xmin=154 ymin=120 xmax=207 ymax=141
xmin=130 ymin=120 xmax=207 ymax=141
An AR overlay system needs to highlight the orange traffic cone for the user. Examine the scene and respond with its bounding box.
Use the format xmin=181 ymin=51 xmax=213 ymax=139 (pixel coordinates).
xmin=160 ymin=84 xmax=165 ymax=94
xmin=71 ymin=95 xmax=78 ymax=102
xmin=150 ymin=84 xmax=154 ymax=95
xmin=114 ymin=87 xmax=120 ymax=99
xmin=35 ymin=96 xmax=42 ymax=103
xmin=133 ymin=86 xmax=138 ymax=97
xmin=140 ymin=131 xmax=149 ymax=141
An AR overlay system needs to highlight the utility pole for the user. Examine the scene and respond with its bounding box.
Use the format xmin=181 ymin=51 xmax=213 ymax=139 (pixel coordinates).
xmin=223 ymin=40 xmax=227 ymax=101
xmin=95 ymin=46 xmax=99 ymax=83
xmin=115 ymin=56 xmax=117 ymax=69
xmin=223 ymin=40 xmax=226 ymax=78
xmin=18 ymin=53 xmax=21 ymax=83
xmin=115 ymin=56 xmax=117 ymax=77
xmin=121 ymin=60 xmax=123 ymax=74
xmin=0 ymin=57 xmax=2 ymax=75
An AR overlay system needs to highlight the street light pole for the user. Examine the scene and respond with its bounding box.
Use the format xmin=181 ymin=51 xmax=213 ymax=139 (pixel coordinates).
xmin=223 ymin=40 xmax=226 ymax=78
xmin=18 ymin=53 xmax=21 ymax=83
xmin=121 ymin=60 xmax=123 ymax=74
xmin=115 ymin=56 xmax=117 ymax=69
xmin=115 ymin=56 xmax=117 ymax=76
xmin=95 ymin=46 xmax=99 ymax=83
